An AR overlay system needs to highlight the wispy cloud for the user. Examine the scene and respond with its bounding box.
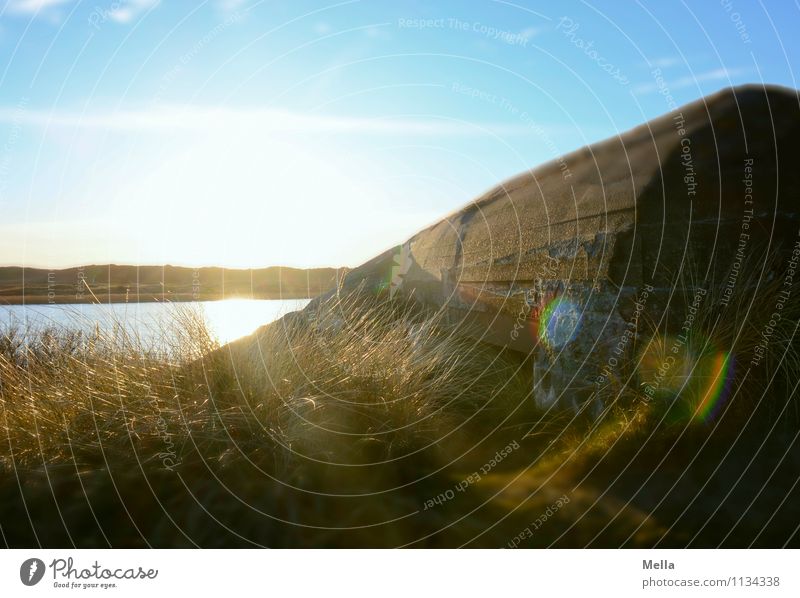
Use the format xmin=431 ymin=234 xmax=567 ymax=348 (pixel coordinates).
xmin=518 ymin=26 xmax=543 ymax=40
xmin=640 ymin=54 xmax=712 ymax=70
xmin=5 ymin=0 xmax=229 ymax=21
xmin=0 ymin=104 xmax=555 ymax=137
xmin=5 ymin=0 xmax=71 ymax=14
xmin=313 ymin=21 xmax=332 ymax=35
xmin=216 ymin=0 xmax=246 ymax=11
xmin=104 ymin=0 xmax=159 ymax=24
xmin=647 ymin=56 xmax=682 ymax=69
xmin=633 ymin=67 xmax=751 ymax=94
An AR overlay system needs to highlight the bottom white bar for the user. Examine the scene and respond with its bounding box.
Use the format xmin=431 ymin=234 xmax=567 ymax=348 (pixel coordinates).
xmin=1 ymin=549 xmax=797 ymax=597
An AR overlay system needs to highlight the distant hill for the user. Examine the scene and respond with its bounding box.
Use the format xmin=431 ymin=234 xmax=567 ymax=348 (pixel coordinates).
xmin=0 ymin=264 xmax=347 ymax=304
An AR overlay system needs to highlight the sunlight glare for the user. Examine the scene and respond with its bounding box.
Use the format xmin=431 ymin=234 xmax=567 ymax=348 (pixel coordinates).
xmin=200 ymin=298 xmax=310 ymax=344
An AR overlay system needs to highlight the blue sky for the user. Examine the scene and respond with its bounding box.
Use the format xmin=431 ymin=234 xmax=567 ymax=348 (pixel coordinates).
xmin=0 ymin=0 xmax=797 ymax=268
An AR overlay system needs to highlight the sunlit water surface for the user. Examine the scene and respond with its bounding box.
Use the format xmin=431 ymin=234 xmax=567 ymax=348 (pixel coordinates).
xmin=0 ymin=299 xmax=310 ymax=347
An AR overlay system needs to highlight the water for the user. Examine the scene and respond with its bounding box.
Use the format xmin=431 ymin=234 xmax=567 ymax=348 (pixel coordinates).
xmin=0 ymin=299 xmax=310 ymax=347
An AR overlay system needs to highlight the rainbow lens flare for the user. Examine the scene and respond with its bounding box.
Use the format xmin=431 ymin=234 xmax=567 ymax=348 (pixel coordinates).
xmin=538 ymin=296 xmax=581 ymax=349
xmin=638 ymin=334 xmax=735 ymax=422
xmin=693 ymin=352 xmax=735 ymax=423
xmin=376 ymin=244 xmax=411 ymax=295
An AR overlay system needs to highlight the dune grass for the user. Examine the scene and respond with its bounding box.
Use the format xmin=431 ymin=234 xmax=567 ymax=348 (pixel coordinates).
xmin=0 ymin=294 xmax=547 ymax=546
xmin=0 ymin=279 xmax=798 ymax=547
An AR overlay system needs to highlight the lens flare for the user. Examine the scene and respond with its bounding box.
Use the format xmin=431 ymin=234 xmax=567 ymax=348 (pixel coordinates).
xmin=638 ymin=334 xmax=735 ymax=422
xmin=537 ymin=296 xmax=581 ymax=349
xmin=376 ymin=243 xmax=411 ymax=295
xmin=693 ymin=352 xmax=735 ymax=422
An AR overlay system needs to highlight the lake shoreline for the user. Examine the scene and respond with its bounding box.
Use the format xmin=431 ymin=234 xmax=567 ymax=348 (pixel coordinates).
xmin=0 ymin=291 xmax=319 ymax=305
xmin=0 ymin=298 xmax=311 ymax=346
xmin=0 ymin=264 xmax=344 ymax=306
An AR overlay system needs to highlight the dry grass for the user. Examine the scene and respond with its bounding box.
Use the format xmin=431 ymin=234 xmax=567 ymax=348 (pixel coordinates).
xmin=0 ymin=275 xmax=797 ymax=547
xmin=0 ymin=293 xmax=544 ymax=546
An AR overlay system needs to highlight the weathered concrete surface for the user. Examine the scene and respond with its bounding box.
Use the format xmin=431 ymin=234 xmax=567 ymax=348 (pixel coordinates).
xmin=243 ymin=85 xmax=800 ymax=410
xmin=356 ymin=85 xmax=797 ymax=295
